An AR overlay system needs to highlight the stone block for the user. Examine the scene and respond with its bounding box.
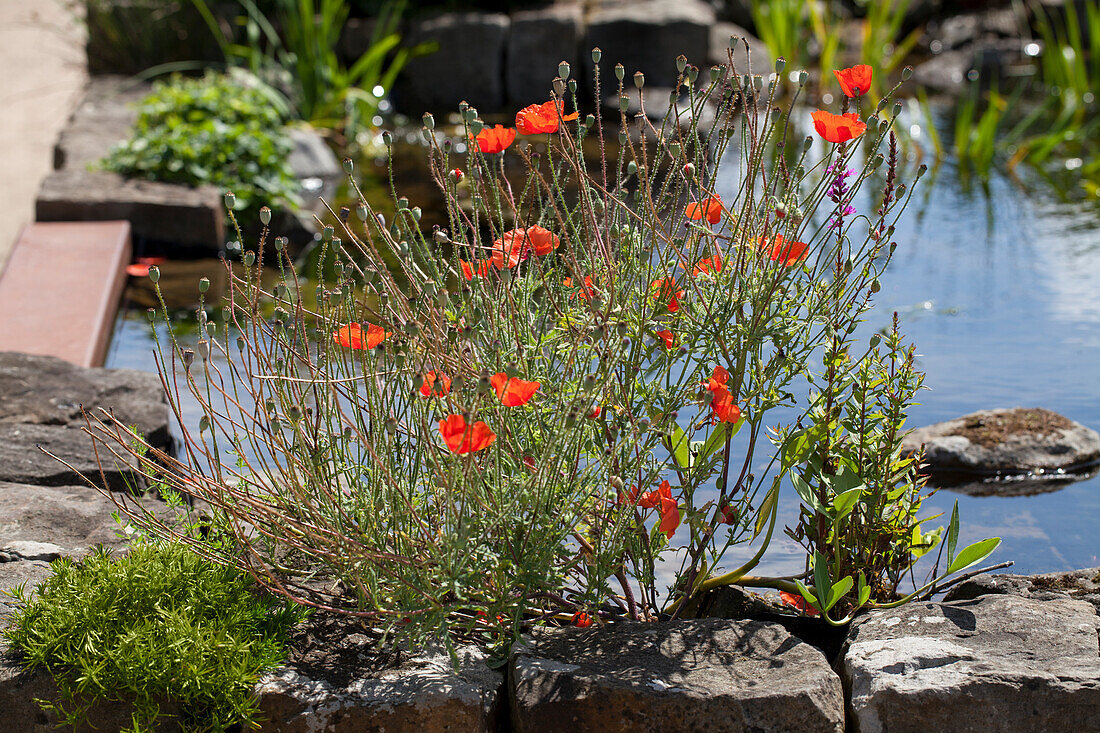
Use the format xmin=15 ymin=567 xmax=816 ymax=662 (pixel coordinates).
xmin=506 ymin=5 xmax=583 ymax=105
xmin=586 ymin=0 xmax=715 ymax=92
xmin=510 ymin=618 xmax=845 ymax=732
xmin=394 ymin=12 xmax=511 ymax=114
xmin=841 ymin=595 xmax=1100 ymax=733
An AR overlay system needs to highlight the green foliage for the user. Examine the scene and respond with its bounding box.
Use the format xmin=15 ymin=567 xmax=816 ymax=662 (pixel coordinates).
xmin=102 ymin=71 xmax=301 ymax=221
xmin=2 ymin=541 xmax=308 ymax=733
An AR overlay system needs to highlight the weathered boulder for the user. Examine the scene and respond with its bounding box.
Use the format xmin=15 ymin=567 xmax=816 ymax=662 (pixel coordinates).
xmin=944 ymin=566 xmax=1100 ymax=613
xmin=395 ymin=12 xmax=511 ymax=114
xmin=509 ymin=618 xmax=845 ymax=732
xmin=0 ymin=423 xmax=139 ymax=492
xmin=0 ymin=560 xmax=52 ymax=631
xmin=507 ymin=5 xmax=583 ymax=105
xmin=256 ymin=614 xmax=504 ymax=732
xmin=902 ymin=407 xmax=1100 ymax=479
xmin=841 ymin=595 xmax=1100 ymax=733
xmin=586 ymin=0 xmax=715 ymax=91
xmin=0 ymin=352 xmax=170 ymax=449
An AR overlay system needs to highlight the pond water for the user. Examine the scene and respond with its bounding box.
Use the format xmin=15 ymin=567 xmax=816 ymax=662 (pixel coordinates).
xmin=106 ymin=120 xmax=1100 ymax=585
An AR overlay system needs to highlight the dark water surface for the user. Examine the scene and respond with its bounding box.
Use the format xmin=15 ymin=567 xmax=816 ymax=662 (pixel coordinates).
xmin=107 ymin=141 xmax=1100 ymax=584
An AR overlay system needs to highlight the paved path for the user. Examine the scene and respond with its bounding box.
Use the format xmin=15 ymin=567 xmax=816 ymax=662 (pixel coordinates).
xmin=0 ymin=0 xmax=87 ymax=267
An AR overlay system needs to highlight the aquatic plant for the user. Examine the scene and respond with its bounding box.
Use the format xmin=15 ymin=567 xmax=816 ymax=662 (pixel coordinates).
xmin=83 ymin=54 xmax=998 ymax=647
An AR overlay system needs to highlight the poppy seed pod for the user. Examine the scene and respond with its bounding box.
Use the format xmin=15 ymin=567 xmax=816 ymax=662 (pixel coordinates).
xmin=902 ymin=66 xmax=913 ymax=81
xmin=676 ymin=55 xmax=687 ymax=73
xmin=197 ymin=339 xmax=210 ymax=361
xmin=710 ymin=65 xmax=722 ymax=83
xmin=182 ymin=348 xmax=194 ymax=369
xmin=385 ymin=417 xmax=398 ymax=434
xmin=553 ymin=77 xmax=566 ymax=97
xmin=422 ymin=112 xmax=435 ymax=129
xmin=397 ymin=197 xmax=408 ymax=211
xmin=342 ymin=157 xmax=354 ymax=174
xmin=619 ymin=95 xmax=630 ymax=112
xmin=236 ymin=335 xmax=245 ymax=351
xmin=382 ymin=130 xmax=392 ymax=146
xmin=322 ymin=225 xmax=334 ymax=242
xmin=411 ymin=207 xmax=422 ymax=221
xmin=669 ymin=142 xmax=681 ymax=158
xmin=198 ymin=277 xmax=210 ymax=293
xmin=775 ymin=57 xmax=786 ymax=73
xmin=559 ymin=61 xmax=570 ymax=80
xmin=728 ymin=35 xmax=739 ymax=50
xmin=633 ymin=71 xmax=645 ymax=89
xmin=618 ymin=131 xmax=628 ymax=145
xmin=356 ymin=203 xmax=368 ymax=221
xmin=591 ymin=47 xmax=602 ymax=63
xmin=148 ymin=265 xmax=160 ymax=283
xmin=224 ymin=191 xmax=235 ymax=209
xmin=798 ymin=70 xmax=809 ymax=85
xmin=870 ymin=279 xmax=881 ymax=293
xmin=892 ymin=102 xmax=903 ymax=117
xmin=585 ymin=114 xmax=595 ymax=128
xmin=433 ymin=228 xmax=450 ymax=243
xmin=687 ymin=66 xmax=699 ymax=83
xmin=259 ymin=206 xmax=271 ymax=226
xmin=275 ymin=236 xmax=288 ymax=251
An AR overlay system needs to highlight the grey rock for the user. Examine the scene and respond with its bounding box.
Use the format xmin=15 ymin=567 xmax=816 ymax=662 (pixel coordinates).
xmin=902 ymin=407 xmax=1100 ymax=477
xmin=509 ymin=618 xmax=845 ymax=732
xmin=0 ymin=482 xmax=171 ymax=560
xmin=506 ymin=5 xmax=583 ymax=105
xmin=52 ymin=76 xmax=145 ymax=172
xmin=0 ymin=560 xmax=52 ymax=632
xmin=0 ymin=543 xmax=64 ymax=564
xmin=0 ymin=351 xmax=171 ymax=450
xmin=256 ymin=615 xmax=503 ymax=732
xmin=36 ymin=168 xmax=226 ymax=253
xmin=842 ymin=595 xmax=1100 ymax=733
xmin=945 ymin=566 xmax=1100 ymax=613
xmin=0 ymin=423 xmax=140 ymax=492
xmin=395 ymin=12 xmax=511 ymax=114
xmin=586 ymin=0 xmax=715 ymax=91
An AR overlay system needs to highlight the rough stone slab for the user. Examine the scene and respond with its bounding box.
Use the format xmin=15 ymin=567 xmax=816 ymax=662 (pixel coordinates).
xmin=0 ymin=351 xmax=171 ymax=450
xmin=902 ymin=407 xmax=1100 ymax=478
xmin=842 ymin=595 xmax=1100 ymax=733
xmin=0 ymin=423 xmax=141 ymax=492
xmin=0 ymin=481 xmax=170 ymax=560
xmin=52 ymin=76 xmax=144 ymax=172
xmin=0 ymin=560 xmax=52 ymax=632
xmin=944 ymin=566 xmax=1100 ymax=613
xmin=256 ymin=615 xmax=503 ymax=732
xmin=506 ymin=5 xmax=583 ymax=105
xmin=395 ymin=12 xmax=510 ymax=114
xmin=509 ymin=618 xmax=844 ymax=732
xmin=586 ymin=0 xmax=715 ymax=91
xmin=37 ymin=168 xmax=225 ymax=253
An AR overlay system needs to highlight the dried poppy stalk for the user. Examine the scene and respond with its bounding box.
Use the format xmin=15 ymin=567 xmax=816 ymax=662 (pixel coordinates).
xmin=85 ymin=49 xmax=997 ymax=650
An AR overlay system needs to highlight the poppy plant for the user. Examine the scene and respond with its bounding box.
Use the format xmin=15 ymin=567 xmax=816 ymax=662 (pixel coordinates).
xmin=811 ymin=110 xmax=867 ymax=144
xmin=651 ymin=277 xmax=684 ymax=313
xmin=472 ymin=124 xmax=516 ymax=154
xmin=779 ymin=591 xmax=819 ymax=616
xmin=460 ymin=259 xmax=492 ymax=280
xmin=491 ymin=373 xmax=541 ymax=406
xmin=438 ymin=414 xmax=496 ymax=454
xmin=333 ymin=322 xmax=390 ymax=349
xmin=638 ymin=479 xmax=672 ymax=510
xmin=685 ymin=196 xmax=723 ymax=225
xmin=691 ymin=254 xmax=723 ymax=277
xmin=515 ymin=100 xmax=579 ymax=135
xmin=834 ymin=65 xmax=872 ymax=97
xmin=658 ymin=491 xmax=680 ymax=538
xmin=564 ymin=275 xmax=598 ymax=301
xmin=492 ymin=229 xmax=527 ymax=269
xmin=525 ymin=224 xmax=560 ymax=255
xmin=704 ymin=366 xmax=742 ymax=424
xmin=419 ymin=370 xmax=452 ymax=398
xmin=572 ymin=611 xmax=593 ymax=628
xmin=655 ymin=329 xmax=676 ymax=350
xmin=763 ymin=234 xmax=809 ymax=267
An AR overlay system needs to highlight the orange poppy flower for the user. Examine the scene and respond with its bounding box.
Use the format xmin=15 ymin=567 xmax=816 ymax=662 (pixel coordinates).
xmin=779 ymin=591 xmax=819 ymax=616
xmin=564 ymin=275 xmax=598 ymax=301
xmin=472 ymin=124 xmax=516 ymax=154
xmin=655 ymin=330 xmax=676 ymax=349
xmin=526 ymin=224 xmax=560 ymax=255
xmin=333 ymin=322 xmax=390 ymax=349
xmin=126 ymin=256 xmax=166 ymax=278
xmin=685 ymin=196 xmax=723 ymax=225
xmin=438 ymin=414 xmax=496 ymax=453
xmin=704 ymin=366 xmax=742 ymax=424
xmin=719 ymin=502 xmax=737 ymax=525
xmin=638 ymin=479 xmax=672 ymax=510
xmin=618 ymin=483 xmax=640 ymax=506
xmin=833 ymin=65 xmax=873 ymax=97
xmin=491 ymin=372 xmax=541 ymax=406
xmin=691 ymin=254 xmax=723 ymax=277
xmin=515 ymin=100 xmax=579 ymax=135
xmin=419 ymin=370 xmax=452 ymax=398
xmin=762 ymin=234 xmax=809 ymax=267
xmin=572 ymin=611 xmax=593 ymax=628
xmin=658 ymin=491 xmax=681 ymax=538
xmin=587 ymin=405 xmax=602 ymax=419
xmin=492 ymin=229 xmax=526 ymax=269
xmin=651 ymin=277 xmax=684 ymax=313
xmin=460 ymin=258 xmax=492 ymax=280
xmin=811 ymin=110 xmax=867 ymax=144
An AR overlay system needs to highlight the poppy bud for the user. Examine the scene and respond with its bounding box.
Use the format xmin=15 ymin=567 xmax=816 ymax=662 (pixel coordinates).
xmin=422 ymin=112 xmax=435 ymax=129
xmin=382 ymin=130 xmax=392 ymax=147
xmin=775 ymin=203 xmax=787 ymax=219
xmin=610 ymin=476 xmax=624 ymax=490
xmin=869 ymin=334 xmax=881 ymax=348
xmin=634 ymin=71 xmax=645 ymax=89
xmin=385 ymin=417 xmax=398 ymax=434
xmin=500 ymin=268 xmax=512 ymax=284
xmin=584 ymin=114 xmax=595 ymax=128
xmin=565 ymin=412 xmax=577 ymax=427
xmin=676 ymin=55 xmax=687 ymax=73
xmin=275 ymin=236 xmax=287 ymax=251
xmin=618 ymin=131 xmax=628 ymax=145
xmin=148 ymin=265 xmax=160 ymax=283
xmin=682 ymin=163 xmax=695 ymax=177
xmin=591 ymin=47 xmax=602 ymax=63
xmin=224 ymin=191 xmax=235 ymax=209
xmin=450 ymin=168 xmax=464 ymax=183
xmin=411 ymin=207 xmax=422 ymax=221
xmin=803 ymin=135 xmax=813 ymax=151
xmin=198 ymin=277 xmax=210 ymax=293
xmin=342 ymin=157 xmax=354 ymax=174
xmin=870 ymin=279 xmax=881 ymax=293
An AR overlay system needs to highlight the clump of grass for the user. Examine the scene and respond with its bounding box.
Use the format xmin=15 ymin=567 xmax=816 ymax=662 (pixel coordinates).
xmin=2 ymin=541 xmax=309 ymax=733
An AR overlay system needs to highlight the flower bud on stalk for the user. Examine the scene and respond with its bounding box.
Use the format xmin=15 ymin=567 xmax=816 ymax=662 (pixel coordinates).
xmin=342 ymin=157 xmax=354 ymax=174
xmin=259 ymin=206 xmax=271 ymax=226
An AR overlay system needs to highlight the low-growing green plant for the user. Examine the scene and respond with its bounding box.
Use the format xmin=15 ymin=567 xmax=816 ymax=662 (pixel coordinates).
xmin=84 ymin=51 xmax=997 ymax=654
xmin=2 ymin=540 xmax=308 ymax=733
xmin=102 ymin=71 xmax=301 ymax=222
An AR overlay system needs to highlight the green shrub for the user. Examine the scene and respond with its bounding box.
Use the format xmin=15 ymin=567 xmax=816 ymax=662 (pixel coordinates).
xmin=102 ymin=71 xmax=301 ymax=222
xmin=2 ymin=541 xmax=309 ymax=733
